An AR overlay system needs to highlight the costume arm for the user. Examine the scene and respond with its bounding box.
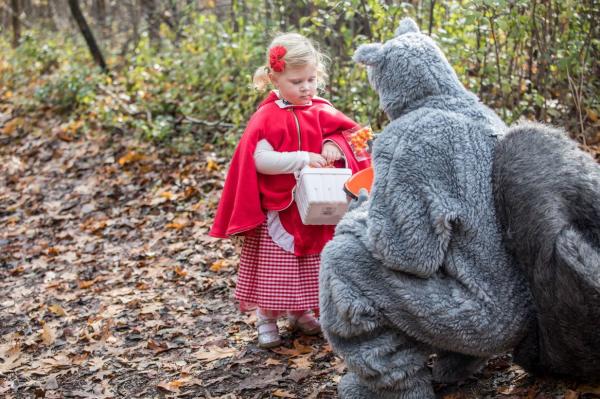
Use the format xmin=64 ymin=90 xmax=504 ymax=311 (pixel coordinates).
xmin=366 ymin=114 xmax=464 ymax=278
xmin=254 ymin=139 xmax=310 ymax=174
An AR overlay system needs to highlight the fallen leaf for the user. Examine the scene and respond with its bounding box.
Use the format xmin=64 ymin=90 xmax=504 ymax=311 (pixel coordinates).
xmin=0 ymin=354 xmax=25 ymax=373
xmin=286 ymin=367 xmax=311 ymax=383
xmin=157 ymin=379 xmax=183 ymax=393
xmin=65 ymin=119 xmax=84 ymax=133
xmin=193 ymin=346 xmax=237 ymax=363
xmin=206 ymin=158 xmax=220 ymax=171
xmin=45 ymin=375 xmax=59 ymax=390
xmin=88 ymin=357 xmax=105 ymax=372
xmin=577 ymin=384 xmax=600 ymax=394
xmin=41 ymin=323 xmax=56 ymax=346
xmin=290 ymin=354 xmax=313 ymax=369
xmin=166 ymin=222 xmax=186 ymax=230
xmin=238 ymin=365 xmax=286 ymax=391
xmin=147 ymin=339 xmax=169 ymax=354
xmin=209 ymin=260 xmax=225 ymax=272
xmin=306 ymin=383 xmax=328 ymax=399
xmin=273 ymin=389 xmax=296 ymax=398
xmin=564 ymin=389 xmax=579 ymax=399
xmin=0 ymin=380 xmax=12 ymax=394
xmin=78 ymin=279 xmax=96 ymax=289
xmin=182 ymin=186 xmax=198 ymax=199
xmin=292 ymin=339 xmax=314 ymax=354
xmin=118 ymin=151 xmax=146 ymax=166
xmin=41 ymin=354 xmax=72 ymax=369
xmin=48 ymin=304 xmax=67 ymax=317
xmin=160 ymin=191 xmax=175 ymax=200
xmin=272 ymin=339 xmax=314 ymax=357
xmin=265 ymin=358 xmax=282 ymax=366
xmin=1 ymin=117 xmax=23 ymax=135
xmin=57 ymin=129 xmax=74 ymax=142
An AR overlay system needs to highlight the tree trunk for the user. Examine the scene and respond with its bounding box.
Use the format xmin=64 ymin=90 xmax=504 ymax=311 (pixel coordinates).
xmin=120 ymin=0 xmax=141 ymax=56
xmin=141 ymin=0 xmax=160 ymax=48
xmin=44 ymin=0 xmax=57 ymax=31
xmin=67 ymin=0 xmax=108 ymax=72
xmin=230 ymin=0 xmax=239 ymax=33
xmin=428 ymin=0 xmax=435 ymax=35
xmin=49 ymin=0 xmax=70 ymax=32
xmin=11 ymin=0 xmax=20 ymax=48
xmin=94 ymin=0 xmax=106 ymax=38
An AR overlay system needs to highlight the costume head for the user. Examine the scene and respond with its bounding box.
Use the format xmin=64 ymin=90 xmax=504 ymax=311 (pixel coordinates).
xmin=353 ymin=18 xmax=467 ymax=119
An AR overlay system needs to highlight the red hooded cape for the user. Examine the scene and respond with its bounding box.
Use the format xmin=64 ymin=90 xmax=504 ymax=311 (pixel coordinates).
xmin=209 ymin=91 xmax=370 ymax=255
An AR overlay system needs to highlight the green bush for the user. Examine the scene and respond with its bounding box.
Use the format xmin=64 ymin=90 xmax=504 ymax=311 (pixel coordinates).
xmin=34 ymin=65 xmax=102 ymax=114
xmin=1 ymin=0 xmax=597 ymax=152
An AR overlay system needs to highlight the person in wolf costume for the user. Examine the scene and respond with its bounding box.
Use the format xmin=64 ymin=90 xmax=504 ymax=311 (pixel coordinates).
xmin=318 ymin=18 xmax=600 ymax=399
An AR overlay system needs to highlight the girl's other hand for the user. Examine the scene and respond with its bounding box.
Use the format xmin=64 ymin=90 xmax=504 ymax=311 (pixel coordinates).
xmin=321 ymin=142 xmax=343 ymax=164
xmin=308 ymin=153 xmax=327 ymax=167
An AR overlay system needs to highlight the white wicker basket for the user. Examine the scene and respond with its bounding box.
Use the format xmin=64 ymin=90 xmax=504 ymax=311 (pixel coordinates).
xmin=295 ymin=166 xmax=352 ymax=225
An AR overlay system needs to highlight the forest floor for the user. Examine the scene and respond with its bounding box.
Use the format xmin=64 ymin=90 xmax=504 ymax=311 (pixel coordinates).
xmin=1 ymin=110 xmax=600 ymax=399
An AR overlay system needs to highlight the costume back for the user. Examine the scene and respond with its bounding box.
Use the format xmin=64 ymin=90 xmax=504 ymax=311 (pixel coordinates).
xmin=493 ymin=123 xmax=600 ymax=378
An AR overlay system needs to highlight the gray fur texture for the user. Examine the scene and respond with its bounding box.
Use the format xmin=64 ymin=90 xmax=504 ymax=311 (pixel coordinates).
xmin=320 ymin=18 xmax=600 ymax=398
xmin=493 ymin=123 xmax=600 ymax=378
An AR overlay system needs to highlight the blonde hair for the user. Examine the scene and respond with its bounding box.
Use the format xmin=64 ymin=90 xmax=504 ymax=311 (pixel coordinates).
xmin=253 ymin=33 xmax=329 ymax=91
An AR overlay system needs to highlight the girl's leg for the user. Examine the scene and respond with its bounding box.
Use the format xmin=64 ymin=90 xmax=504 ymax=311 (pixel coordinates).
xmin=256 ymin=308 xmax=282 ymax=348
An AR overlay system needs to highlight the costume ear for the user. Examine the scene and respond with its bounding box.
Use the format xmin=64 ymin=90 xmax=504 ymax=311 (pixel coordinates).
xmin=353 ymin=43 xmax=384 ymax=66
xmin=395 ymin=18 xmax=420 ymax=36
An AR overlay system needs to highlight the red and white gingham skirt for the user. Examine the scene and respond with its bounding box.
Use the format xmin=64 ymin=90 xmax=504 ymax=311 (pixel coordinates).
xmin=235 ymin=223 xmax=320 ymax=312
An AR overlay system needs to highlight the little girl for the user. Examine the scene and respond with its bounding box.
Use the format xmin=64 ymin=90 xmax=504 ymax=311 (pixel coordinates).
xmin=210 ymin=33 xmax=370 ymax=348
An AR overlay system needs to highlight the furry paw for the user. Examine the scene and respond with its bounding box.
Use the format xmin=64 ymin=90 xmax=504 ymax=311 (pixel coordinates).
xmin=432 ymin=352 xmax=488 ymax=384
xmin=339 ymin=372 xmax=435 ymax=399
xmin=339 ymin=373 xmax=377 ymax=399
xmin=348 ymin=188 xmax=369 ymax=212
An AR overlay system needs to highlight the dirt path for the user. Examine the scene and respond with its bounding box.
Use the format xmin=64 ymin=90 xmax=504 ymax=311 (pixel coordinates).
xmin=0 ymin=122 xmax=598 ymax=398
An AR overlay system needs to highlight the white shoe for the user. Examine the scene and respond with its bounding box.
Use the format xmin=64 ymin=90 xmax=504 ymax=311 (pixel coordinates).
xmin=257 ymin=319 xmax=281 ymax=348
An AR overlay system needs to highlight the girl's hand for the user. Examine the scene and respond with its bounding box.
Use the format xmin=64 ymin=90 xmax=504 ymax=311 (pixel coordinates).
xmin=308 ymin=153 xmax=327 ymax=167
xmin=321 ymin=142 xmax=343 ymax=164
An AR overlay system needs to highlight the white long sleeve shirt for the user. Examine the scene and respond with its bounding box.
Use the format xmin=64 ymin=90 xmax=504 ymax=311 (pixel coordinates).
xmin=252 ymin=138 xmax=309 ymax=253
xmin=253 ymin=139 xmax=310 ymax=174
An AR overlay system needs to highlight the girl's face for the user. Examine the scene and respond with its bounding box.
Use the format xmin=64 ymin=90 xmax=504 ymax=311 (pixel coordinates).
xmin=270 ymin=63 xmax=318 ymax=105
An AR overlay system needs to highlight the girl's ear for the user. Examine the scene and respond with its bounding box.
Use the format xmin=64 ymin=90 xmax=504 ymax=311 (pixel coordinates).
xmin=395 ymin=18 xmax=420 ymax=36
xmin=268 ymin=72 xmax=277 ymax=89
xmin=353 ymin=43 xmax=384 ymax=66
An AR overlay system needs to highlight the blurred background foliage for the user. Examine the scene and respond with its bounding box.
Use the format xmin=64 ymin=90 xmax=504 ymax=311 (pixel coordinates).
xmin=0 ymin=0 xmax=598 ymax=155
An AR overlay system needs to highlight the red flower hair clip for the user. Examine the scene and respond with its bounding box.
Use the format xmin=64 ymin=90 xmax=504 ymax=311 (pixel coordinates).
xmin=269 ymin=45 xmax=287 ymax=72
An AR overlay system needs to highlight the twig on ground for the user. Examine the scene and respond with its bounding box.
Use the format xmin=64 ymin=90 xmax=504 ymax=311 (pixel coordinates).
xmin=182 ymin=115 xmax=237 ymax=130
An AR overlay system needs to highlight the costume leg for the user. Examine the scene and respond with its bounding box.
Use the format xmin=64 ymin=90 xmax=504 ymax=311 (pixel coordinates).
xmin=432 ymin=351 xmax=488 ymax=383
xmin=339 ymin=372 xmax=433 ymax=399
xmin=321 ymin=240 xmax=434 ymax=399
xmin=328 ymin=328 xmax=434 ymax=399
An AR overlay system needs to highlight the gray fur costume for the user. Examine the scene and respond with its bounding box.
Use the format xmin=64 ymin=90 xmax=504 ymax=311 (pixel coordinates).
xmin=319 ymin=18 xmax=600 ymax=399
